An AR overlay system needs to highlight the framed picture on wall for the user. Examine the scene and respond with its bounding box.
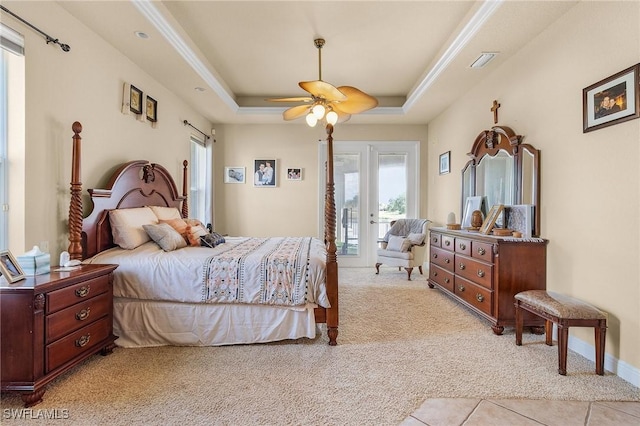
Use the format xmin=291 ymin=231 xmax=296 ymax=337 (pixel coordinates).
xmin=253 ymin=159 xmax=276 ymax=187
xmin=146 ymin=96 xmax=158 ymax=122
xmin=439 ymin=151 xmax=450 ymax=175
xmin=583 ymin=64 xmax=640 ymax=133
xmin=129 ymin=85 xmax=143 ymax=115
xmin=287 ymin=168 xmax=302 ymax=181
xmin=224 ymin=166 xmax=245 ymax=184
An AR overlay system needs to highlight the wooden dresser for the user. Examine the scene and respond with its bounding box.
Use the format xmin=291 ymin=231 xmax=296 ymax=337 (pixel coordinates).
xmin=428 ymin=227 xmax=547 ymax=334
xmin=1 ymin=264 xmax=118 ymax=407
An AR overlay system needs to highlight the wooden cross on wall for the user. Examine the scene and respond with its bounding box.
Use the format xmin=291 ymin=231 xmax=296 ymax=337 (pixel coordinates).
xmin=491 ymin=100 xmax=500 ymax=124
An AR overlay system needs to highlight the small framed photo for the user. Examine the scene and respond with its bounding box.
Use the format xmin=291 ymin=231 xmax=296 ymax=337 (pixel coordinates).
xmin=254 ymin=159 xmax=276 ymax=187
xmin=583 ymin=64 xmax=640 ymax=133
xmin=0 ymin=250 xmax=25 ymax=283
xmin=287 ymin=168 xmax=302 ymax=181
xmin=146 ymin=96 xmax=157 ymax=122
xmin=479 ymin=204 xmax=504 ymax=235
xmin=224 ymin=166 xmax=245 ymax=184
xmin=130 ymin=85 xmax=143 ymax=115
xmin=439 ymin=151 xmax=450 ymax=175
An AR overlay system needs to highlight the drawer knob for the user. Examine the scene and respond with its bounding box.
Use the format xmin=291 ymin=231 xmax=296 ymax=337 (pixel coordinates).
xmin=458 ymin=285 xmax=465 ymax=292
xmin=432 ymin=271 xmax=438 ymax=277
xmin=477 ymin=247 xmax=486 ymax=255
xmin=477 ymin=270 xmax=485 ymax=278
xmin=75 ymin=333 xmax=91 ymax=348
xmin=75 ymin=308 xmax=91 ymax=321
xmin=459 ymin=263 xmax=466 ymax=270
xmin=75 ymin=285 xmax=90 ymax=298
xmin=444 ymin=258 xmax=450 ymax=264
xmin=444 ymin=278 xmax=450 ymax=283
xmin=459 ymin=243 xmax=466 ymax=250
xmin=432 ymin=254 xmax=438 ymax=259
xmin=476 ymin=294 xmax=485 ymax=302
xmin=445 ymin=240 xmax=451 ymax=246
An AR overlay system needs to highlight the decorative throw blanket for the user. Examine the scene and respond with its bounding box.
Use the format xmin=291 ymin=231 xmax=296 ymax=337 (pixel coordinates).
xmin=202 ymin=237 xmax=316 ymax=306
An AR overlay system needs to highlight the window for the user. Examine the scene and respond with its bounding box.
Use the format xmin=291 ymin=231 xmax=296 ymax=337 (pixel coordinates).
xmin=1 ymin=23 xmax=25 ymax=250
xmin=190 ymin=135 xmax=208 ymax=224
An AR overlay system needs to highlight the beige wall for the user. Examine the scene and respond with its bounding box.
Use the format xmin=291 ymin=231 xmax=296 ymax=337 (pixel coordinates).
xmin=7 ymin=2 xmax=211 ymax=259
xmin=427 ymin=1 xmax=640 ymax=377
xmin=213 ymin=124 xmax=429 ymax=236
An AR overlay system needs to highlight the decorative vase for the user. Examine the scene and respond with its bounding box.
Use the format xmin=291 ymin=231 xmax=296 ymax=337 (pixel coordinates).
xmin=471 ymin=210 xmax=484 ymax=228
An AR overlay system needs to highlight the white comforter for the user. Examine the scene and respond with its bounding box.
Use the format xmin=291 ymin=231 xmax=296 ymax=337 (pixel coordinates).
xmin=85 ymin=237 xmax=330 ymax=308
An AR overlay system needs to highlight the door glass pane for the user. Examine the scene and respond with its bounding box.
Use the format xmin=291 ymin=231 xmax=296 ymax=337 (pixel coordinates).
xmin=335 ymin=153 xmax=360 ymax=256
xmin=378 ymin=153 xmax=407 ymax=239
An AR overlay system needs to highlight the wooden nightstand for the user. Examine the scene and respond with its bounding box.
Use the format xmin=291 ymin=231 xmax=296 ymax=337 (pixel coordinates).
xmin=1 ymin=263 xmax=118 ymax=407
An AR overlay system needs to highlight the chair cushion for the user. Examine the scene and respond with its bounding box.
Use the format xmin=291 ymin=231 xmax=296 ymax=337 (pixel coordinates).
xmin=407 ymin=232 xmax=426 ymax=245
xmin=387 ymin=235 xmax=411 ymax=252
xmin=377 ymin=248 xmax=414 ymax=260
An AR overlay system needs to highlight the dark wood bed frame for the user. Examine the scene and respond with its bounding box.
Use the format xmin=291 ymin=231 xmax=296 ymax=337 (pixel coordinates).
xmin=67 ymin=121 xmax=339 ymax=345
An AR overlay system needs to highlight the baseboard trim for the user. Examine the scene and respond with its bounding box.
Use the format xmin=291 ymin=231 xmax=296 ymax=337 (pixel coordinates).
xmin=566 ymin=333 xmax=640 ymax=387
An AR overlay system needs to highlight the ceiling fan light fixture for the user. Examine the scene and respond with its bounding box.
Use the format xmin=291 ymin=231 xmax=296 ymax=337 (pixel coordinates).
xmin=305 ymin=112 xmax=318 ymax=127
xmin=325 ymin=110 xmax=338 ymax=125
xmin=312 ymin=104 xmax=326 ymax=119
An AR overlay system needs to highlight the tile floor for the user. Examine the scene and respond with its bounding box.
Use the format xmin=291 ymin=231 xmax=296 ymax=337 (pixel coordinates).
xmin=401 ymin=398 xmax=640 ymax=425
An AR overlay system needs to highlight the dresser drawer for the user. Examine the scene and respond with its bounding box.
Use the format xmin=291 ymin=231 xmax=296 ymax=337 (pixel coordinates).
xmin=46 ymin=292 xmax=110 ymax=343
xmin=454 ymin=238 xmax=471 ymax=256
xmin=441 ymin=235 xmax=455 ymax=252
xmin=47 ymin=275 xmax=110 ymax=314
xmin=430 ymin=246 xmax=454 ymax=272
xmin=454 ymin=276 xmax=493 ymax=317
xmin=45 ymin=317 xmax=111 ymax=372
xmin=429 ymin=264 xmax=454 ymax=292
xmin=455 ymin=255 xmax=493 ymax=289
xmin=472 ymin=241 xmax=493 ymax=262
xmin=430 ymin=233 xmax=442 ymax=248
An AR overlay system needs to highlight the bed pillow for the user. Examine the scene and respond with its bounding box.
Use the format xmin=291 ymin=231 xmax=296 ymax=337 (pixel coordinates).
xmin=386 ymin=235 xmax=412 ymax=252
xmin=160 ymin=218 xmax=189 ymax=236
xmin=200 ymin=232 xmax=226 ymax=248
xmin=185 ymin=223 xmax=208 ymax=246
xmin=109 ymin=207 xmax=158 ymax=249
xmin=149 ymin=206 xmax=183 ymax=221
xmin=143 ymin=223 xmax=187 ymax=252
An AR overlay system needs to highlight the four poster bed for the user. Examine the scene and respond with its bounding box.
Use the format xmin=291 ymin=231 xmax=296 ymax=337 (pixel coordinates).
xmin=67 ymin=121 xmax=339 ymax=347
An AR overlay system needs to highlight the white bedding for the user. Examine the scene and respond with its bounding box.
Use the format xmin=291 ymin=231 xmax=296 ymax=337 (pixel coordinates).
xmin=85 ymin=237 xmax=329 ymax=308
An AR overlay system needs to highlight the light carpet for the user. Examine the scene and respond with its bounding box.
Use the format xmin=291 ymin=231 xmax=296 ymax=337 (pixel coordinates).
xmin=1 ymin=268 xmax=638 ymax=425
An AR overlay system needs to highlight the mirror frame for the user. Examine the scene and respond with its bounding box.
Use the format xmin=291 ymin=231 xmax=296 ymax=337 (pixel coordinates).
xmin=461 ymin=126 xmax=541 ymax=236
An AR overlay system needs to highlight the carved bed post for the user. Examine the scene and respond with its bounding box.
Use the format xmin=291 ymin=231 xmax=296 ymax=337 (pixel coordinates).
xmin=325 ymin=123 xmax=339 ymax=345
xmin=68 ymin=121 xmax=83 ymax=260
xmin=181 ymin=160 xmax=189 ymax=218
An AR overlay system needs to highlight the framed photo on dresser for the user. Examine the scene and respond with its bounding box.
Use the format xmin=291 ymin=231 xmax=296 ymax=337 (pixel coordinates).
xmin=0 ymin=250 xmax=25 ymax=283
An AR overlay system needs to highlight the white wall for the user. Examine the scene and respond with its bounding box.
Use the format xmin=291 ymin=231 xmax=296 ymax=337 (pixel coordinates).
xmin=5 ymin=2 xmax=211 ymax=260
xmin=427 ymin=1 xmax=640 ymax=381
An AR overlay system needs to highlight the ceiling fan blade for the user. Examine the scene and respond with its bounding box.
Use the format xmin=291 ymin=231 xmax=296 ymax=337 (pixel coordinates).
xmin=265 ymin=96 xmax=313 ymax=103
xmin=333 ymin=86 xmax=379 ymax=114
xmin=282 ymin=105 xmax=311 ymax=121
xmin=299 ymin=80 xmax=347 ymax=102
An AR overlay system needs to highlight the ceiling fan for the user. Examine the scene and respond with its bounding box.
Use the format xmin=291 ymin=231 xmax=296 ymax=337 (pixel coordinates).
xmin=267 ymin=38 xmax=378 ymax=126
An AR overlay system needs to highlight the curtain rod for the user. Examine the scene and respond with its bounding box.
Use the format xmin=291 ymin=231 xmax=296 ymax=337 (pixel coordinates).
xmin=183 ymin=120 xmax=210 ymax=141
xmin=0 ymin=5 xmax=70 ymax=52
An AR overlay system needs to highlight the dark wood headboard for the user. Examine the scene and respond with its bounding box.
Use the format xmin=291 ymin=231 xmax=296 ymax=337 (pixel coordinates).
xmin=67 ymin=123 xmax=188 ymax=259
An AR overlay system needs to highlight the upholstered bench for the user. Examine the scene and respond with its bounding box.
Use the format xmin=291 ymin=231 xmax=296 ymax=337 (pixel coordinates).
xmin=514 ymin=290 xmax=607 ymax=375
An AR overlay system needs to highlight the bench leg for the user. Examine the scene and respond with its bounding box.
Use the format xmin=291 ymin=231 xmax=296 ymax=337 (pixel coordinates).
xmin=515 ymin=302 xmax=523 ymax=346
xmin=595 ymin=321 xmax=606 ymax=375
xmin=557 ymin=322 xmax=569 ymax=375
xmin=545 ymin=320 xmax=553 ymax=346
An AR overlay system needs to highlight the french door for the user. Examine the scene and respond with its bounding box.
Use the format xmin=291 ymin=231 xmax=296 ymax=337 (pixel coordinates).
xmin=319 ymin=141 xmax=419 ymax=267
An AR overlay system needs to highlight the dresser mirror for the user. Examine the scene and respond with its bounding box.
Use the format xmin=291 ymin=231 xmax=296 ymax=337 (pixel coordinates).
xmin=461 ymin=126 xmax=540 ymax=236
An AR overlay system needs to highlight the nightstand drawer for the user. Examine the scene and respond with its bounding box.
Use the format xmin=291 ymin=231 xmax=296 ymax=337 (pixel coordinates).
xmin=46 ymin=292 xmax=110 ymax=343
xmin=47 ymin=275 xmax=110 ymax=314
xmin=45 ymin=317 xmax=111 ymax=372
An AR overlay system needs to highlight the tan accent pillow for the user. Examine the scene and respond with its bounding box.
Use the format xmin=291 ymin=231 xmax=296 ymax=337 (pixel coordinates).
xmin=143 ymin=223 xmax=187 ymax=252
xmin=387 ymin=235 xmax=412 ymax=252
xmin=185 ymin=224 xmax=208 ymax=246
xmin=160 ymin=218 xmax=189 ymax=236
xmin=109 ymin=207 xmax=158 ymax=250
xmin=149 ymin=206 xmax=182 ymax=221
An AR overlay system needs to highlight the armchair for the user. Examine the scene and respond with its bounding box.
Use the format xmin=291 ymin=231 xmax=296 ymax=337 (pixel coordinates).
xmin=375 ymin=219 xmax=430 ymax=280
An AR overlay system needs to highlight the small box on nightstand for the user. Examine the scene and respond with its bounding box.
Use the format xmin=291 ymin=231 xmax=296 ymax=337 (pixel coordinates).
xmin=17 ymin=246 xmax=50 ymax=276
